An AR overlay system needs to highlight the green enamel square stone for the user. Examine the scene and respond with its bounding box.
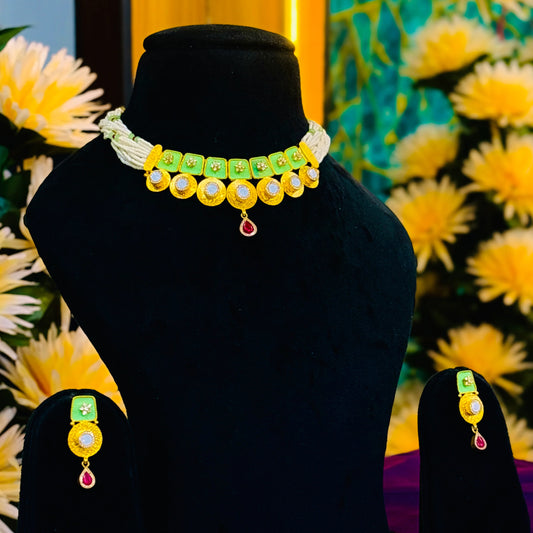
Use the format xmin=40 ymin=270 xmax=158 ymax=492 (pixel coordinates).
xmin=179 ymin=153 xmax=205 ymax=175
xmin=156 ymin=150 xmax=182 ymax=172
xmin=250 ymin=156 xmax=274 ymax=179
xmin=269 ymin=152 xmax=292 ymax=174
xmin=457 ymin=370 xmax=477 ymax=394
xmin=229 ymin=159 xmax=251 ymax=179
xmin=204 ymin=157 xmax=227 ymax=179
xmin=71 ymin=395 xmax=97 ymax=422
xmin=285 ymin=146 xmax=307 ymax=169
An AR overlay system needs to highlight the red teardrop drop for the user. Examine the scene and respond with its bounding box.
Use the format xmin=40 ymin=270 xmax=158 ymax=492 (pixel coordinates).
xmin=472 ymin=432 xmax=487 ymax=451
xmin=239 ymin=217 xmax=257 ymax=237
xmin=82 ymin=471 xmax=93 ymax=486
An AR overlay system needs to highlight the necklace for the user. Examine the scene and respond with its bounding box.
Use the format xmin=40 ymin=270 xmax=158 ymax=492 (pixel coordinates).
xmin=99 ymin=107 xmax=330 ymax=236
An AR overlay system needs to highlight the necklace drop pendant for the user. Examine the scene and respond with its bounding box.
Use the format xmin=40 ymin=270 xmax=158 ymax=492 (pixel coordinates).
xmin=240 ymin=211 xmax=257 ymax=237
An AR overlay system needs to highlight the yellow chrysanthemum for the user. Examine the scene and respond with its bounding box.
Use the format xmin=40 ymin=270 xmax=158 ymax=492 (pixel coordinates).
xmin=386 ymin=380 xmax=424 ymax=457
xmin=0 ymin=35 xmax=108 ymax=148
xmin=463 ymin=133 xmax=533 ymax=224
xmin=19 ymin=155 xmax=53 ymax=274
xmin=429 ymin=323 xmax=533 ymax=395
xmin=518 ymin=37 xmax=533 ymax=64
xmin=468 ymin=228 xmax=533 ymax=314
xmin=502 ymin=408 xmax=533 ymax=461
xmin=390 ymin=124 xmax=459 ymax=183
xmin=402 ymin=16 xmax=509 ymax=80
xmin=0 ymin=226 xmax=40 ymax=359
xmin=451 ymin=61 xmax=533 ymax=127
xmin=387 ymin=177 xmax=474 ymax=273
xmin=0 ymin=407 xmax=24 ymax=531
xmin=0 ymin=324 xmax=126 ymax=414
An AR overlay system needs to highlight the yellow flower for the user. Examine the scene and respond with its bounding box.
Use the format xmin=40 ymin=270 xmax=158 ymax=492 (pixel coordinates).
xmin=0 ymin=407 xmax=24 ymax=530
xmin=0 ymin=226 xmax=40 ymax=359
xmin=19 ymin=155 xmax=53 ymax=273
xmin=518 ymin=37 xmax=533 ymax=64
xmin=429 ymin=323 xmax=533 ymax=395
xmin=463 ymin=133 xmax=533 ymax=224
xmin=503 ymin=408 xmax=533 ymax=461
xmin=0 ymin=324 xmax=126 ymax=413
xmin=0 ymin=36 xmax=108 ymax=148
xmin=402 ymin=16 xmax=509 ymax=80
xmin=467 ymin=228 xmax=533 ymax=314
xmin=451 ymin=60 xmax=533 ymax=127
xmin=390 ymin=124 xmax=459 ymax=183
xmin=387 ymin=177 xmax=474 ymax=273
xmin=386 ymin=380 xmax=424 ymax=456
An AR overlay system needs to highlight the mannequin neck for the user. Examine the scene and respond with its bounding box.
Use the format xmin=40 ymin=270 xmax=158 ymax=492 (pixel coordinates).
xmin=121 ymin=25 xmax=310 ymax=158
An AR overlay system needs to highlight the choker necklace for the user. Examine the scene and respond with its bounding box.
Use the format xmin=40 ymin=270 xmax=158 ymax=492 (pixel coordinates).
xmin=99 ymin=107 xmax=330 ymax=236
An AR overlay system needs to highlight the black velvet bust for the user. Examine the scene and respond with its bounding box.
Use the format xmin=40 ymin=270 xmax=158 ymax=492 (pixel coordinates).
xmin=24 ymin=25 xmax=416 ymax=532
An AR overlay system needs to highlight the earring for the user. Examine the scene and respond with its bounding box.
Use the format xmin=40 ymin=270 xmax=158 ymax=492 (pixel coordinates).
xmin=457 ymin=369 xmax=487 ymax=451
xmin=67 ymin=395 xmax=103 ymax=488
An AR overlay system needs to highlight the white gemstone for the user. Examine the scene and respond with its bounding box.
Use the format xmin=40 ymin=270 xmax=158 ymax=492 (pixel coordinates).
xmin=470 ymin=400 xmax=481 ymax=415
xmin=236 ymin=184 xmax=250 ymax=199
xmin=150 ymin=170 xmax=162 ymax=184
xmin=205 ymin=182 xmax=219 ymax=197
xmin=78 ymin=431 xmax=95 ymax=448
xmin=176 ymin=177 xmax=189 ymax=191
xmin=307 ymin=168 xmax=318 ymax=180
xmin=290 ymin=176 xmax=302 ymax=188
xmin=266 ymin=181 xmax=280 ymax=196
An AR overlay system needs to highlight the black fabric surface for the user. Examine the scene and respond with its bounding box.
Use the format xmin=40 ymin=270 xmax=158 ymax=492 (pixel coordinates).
xmin=24 ymin=25 xmax=417 ymax=532
xmin=419 ymin=368 xmax=530 ymax=533
xmin=18 ymin=389 xmax=143 ymax=533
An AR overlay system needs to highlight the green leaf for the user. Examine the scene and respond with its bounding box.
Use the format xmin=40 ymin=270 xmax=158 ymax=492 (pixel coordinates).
xmin=0 ymin=146 xmax=9 ymax=170
xmin=0 ymin=26 xmax=29 ymax=51
xmin=0 ymin=170 xmax=30 ymax=208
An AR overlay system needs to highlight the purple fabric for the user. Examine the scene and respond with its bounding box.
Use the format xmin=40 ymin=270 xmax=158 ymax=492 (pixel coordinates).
xmin=383 ymin=450 xmax=533 ymax=533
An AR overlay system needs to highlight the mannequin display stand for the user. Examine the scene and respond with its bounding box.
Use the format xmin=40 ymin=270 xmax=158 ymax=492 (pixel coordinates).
xmin=23 ymin=25 xmax=416 ymax=531
xmin=18 ymin=389 xmax=144 ymax=533
xmin=418 ymin=368 xmax=530 ymax=532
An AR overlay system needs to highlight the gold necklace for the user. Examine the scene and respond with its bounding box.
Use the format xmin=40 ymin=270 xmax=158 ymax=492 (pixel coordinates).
xmin=99 ymin=107 xmax=330 ymax=236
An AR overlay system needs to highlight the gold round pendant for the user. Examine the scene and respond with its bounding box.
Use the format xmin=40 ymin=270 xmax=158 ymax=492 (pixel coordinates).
xmin=459 ymin=393 xmax=484 ymax=425
xmin=197 ymin=178 xmax=226 ymax=206
xmin=300 ymin=165 xmax=319 ymax=188
xmin=281 ymin=171 xmax=305 ymax=198
xmin=227 ymin=180 xmax=257 ymax=210
xmin=170 ymin=173 xmax=197 ymax=199
xmin=68 ymin=421 xmax=103 ymax=458
xmin=146 ymin=169 xmax=171 ymax=192
xmin=257 ymin=177 xmax=284 ymax=206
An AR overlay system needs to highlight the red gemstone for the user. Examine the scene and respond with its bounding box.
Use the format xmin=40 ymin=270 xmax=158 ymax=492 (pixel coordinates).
xmin=242 ymin=220 xmax=255 ymax=234
xmin=472 ymin=432 xmax=487 ymax=451
xmin=82 ymin=471 xmax=93 ymax=487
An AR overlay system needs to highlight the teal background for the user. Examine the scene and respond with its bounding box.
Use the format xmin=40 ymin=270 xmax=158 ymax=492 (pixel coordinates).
xmin=326 ymin=0 xmax=527 ymax=200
